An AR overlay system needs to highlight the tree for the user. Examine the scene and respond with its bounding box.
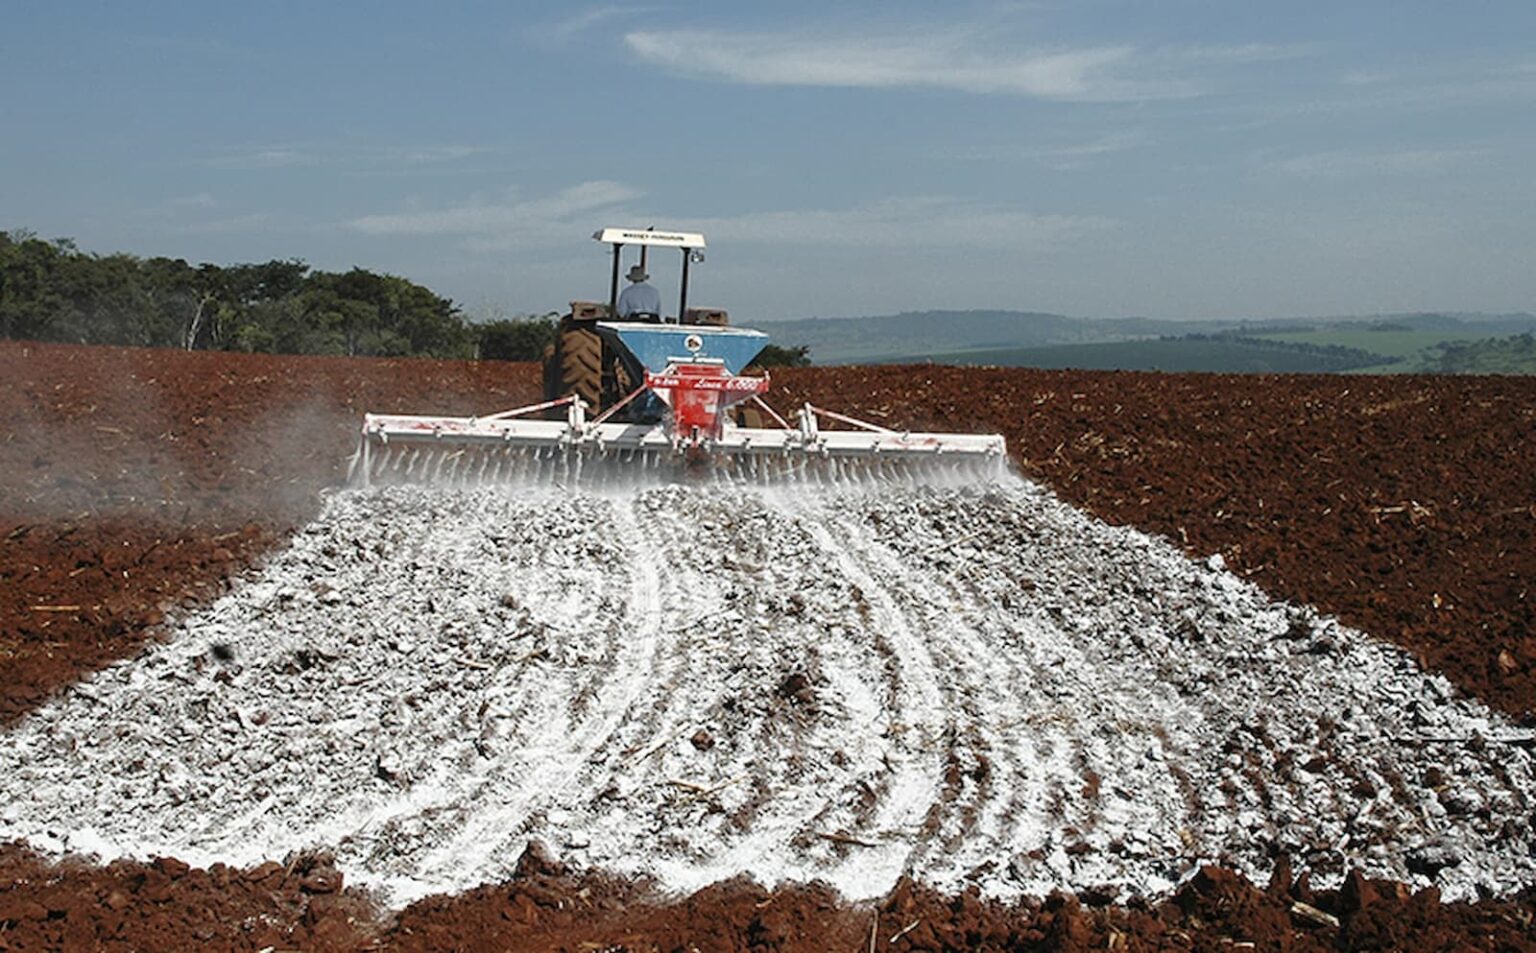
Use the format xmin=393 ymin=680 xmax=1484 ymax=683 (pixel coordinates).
xmin=140 ymin=256 xmax=216 ymax=349
xmin=0 ymin=233 xmax=478 ymax=358
xmin=0 ymin=231 xmax=69 ymax=340
xmin=52 ymin=252 xmax=157 ymax=346
xmin=476 ymin=315 xmax=558 ymax=361
xmin=755 ymin=343 xmax=813 ymax=367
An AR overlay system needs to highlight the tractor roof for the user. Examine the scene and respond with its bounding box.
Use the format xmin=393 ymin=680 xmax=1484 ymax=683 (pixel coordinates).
xmin=593 ymin=227 xmax=705 ymax=249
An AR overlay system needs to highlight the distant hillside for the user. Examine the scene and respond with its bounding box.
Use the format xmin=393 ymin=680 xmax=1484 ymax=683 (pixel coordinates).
xmin=1345 ymin=312 xmax=1536 ymax=335
xmin=756 ymin=311 xmax=1076 ymax=363
xmin=1248 ymin=317 xmax=1536 ymax=374
xmin=755 ymin=310 xmax=1213 ymax=363
xmin=923 ymin=335 xmax=1394 ymax=374
xmin=1429 ymin=333 xmax=1536 ymax=375
xmin=757 ymin=309 xmax=1536 ymax=371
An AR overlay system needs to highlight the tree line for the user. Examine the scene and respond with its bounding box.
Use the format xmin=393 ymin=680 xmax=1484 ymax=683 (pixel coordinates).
xmin=0 ymin=231 xmax=813 ymax=366
xmin=1171 ymin=332 xmax=1400 ymax=372
xmin=1431 ymin=333 xmax=1536 ymax=375
xmin=0 ymin=230 xmax=488 ymax=357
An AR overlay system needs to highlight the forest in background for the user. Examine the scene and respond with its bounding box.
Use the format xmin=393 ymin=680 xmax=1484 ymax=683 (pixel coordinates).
xmin=0 ymin=231 xmax=815 ymax=367
xmin=0 ymin=231 xmax=484 ymax=357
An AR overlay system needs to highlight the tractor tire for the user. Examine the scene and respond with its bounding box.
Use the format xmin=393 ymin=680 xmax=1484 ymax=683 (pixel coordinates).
xmin=557 ymin=325 xmax=603 ymax=412
xmin=540 ymin=344 xmax=557 ymax=402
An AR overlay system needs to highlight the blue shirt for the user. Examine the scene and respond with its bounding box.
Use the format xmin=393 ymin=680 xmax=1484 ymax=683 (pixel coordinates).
xmin=618 ymin=281 xmax=661 ymax=317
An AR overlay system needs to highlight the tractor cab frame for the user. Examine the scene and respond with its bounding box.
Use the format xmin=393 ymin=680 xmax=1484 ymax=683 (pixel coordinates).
xmin=595 ymin=227 xmax=706 ymax=324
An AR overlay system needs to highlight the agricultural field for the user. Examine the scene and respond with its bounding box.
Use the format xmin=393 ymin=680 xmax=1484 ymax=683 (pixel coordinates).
xmin=922 ymin=329 xmax=1536 ymax=375
xmin=2 ymin=340 xmax=1535 ymax=951
xmin=834 ymin=313 xmax=1536 ymax=374
xmin=920 ymin=336 xmax=1386 ymax=373
xmin=1242 ymin=327 xmax=1465 ymax=374
xmin=1250 ymin=327 xmax=1454 ymax=361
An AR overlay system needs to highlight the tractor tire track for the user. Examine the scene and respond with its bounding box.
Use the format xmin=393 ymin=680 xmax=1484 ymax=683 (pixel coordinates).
xmin=604 ymin=488 xmax=931 ymax=895
xmin=803 ymin=494 xmax=1015 ymax=878
xmin=833 ymin=488 xmax=1109 ymax=890
xmin=409 ymin=494 xmax=665 ymax=892
xmin=774 ymin=488 xmax=950 ymax=888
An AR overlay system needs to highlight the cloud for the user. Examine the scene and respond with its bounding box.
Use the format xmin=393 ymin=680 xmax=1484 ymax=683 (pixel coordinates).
xmin=168 ymin=192 xmax=217 ymax=210
xmin=1178 ymin=43 xmax=1321 ymax=64
xmin=623 ymin=28 xmax=1197 ymax=102
xmin=210 ymin=148 xmax=306 ymax=170
xmin=203 ymin=144 xmax=487 ymax=171
xmin=381 ymin=145 xmax=485 ymax=165
xmin=676 ymin=197 xmax=1115 ymax=251
xmin=1258 ymin=56 xmax=1536 ymax=119
xmin=171 ymin=212 xmax=278 ymax=234
xmin=1268 ymin=148 xmax=1487 ymax=177
xmin=347 ymin=180 xmax=643 ymax=239
xmin=532 ymin=5 xmax=658 ymax=44
xmin=942 ymin=132 xmax=1146 ymax=165
xmin=346 ymin=183 xmax=1110 ymax=258
xmin=1340 ymin=70 xmax=1393 ymax=86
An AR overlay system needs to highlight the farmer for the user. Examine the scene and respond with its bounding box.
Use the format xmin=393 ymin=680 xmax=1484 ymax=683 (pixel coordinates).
xmin=617 ymin=265 xmax=661 ymax=320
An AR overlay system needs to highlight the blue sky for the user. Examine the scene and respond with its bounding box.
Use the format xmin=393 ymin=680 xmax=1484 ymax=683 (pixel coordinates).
xmin=3 ymin=1 xmax=1533 ymax=321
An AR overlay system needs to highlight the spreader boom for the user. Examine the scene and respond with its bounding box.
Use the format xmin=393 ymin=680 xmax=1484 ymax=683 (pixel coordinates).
xmin=351 ymin=396 xmax=1006 ymax=487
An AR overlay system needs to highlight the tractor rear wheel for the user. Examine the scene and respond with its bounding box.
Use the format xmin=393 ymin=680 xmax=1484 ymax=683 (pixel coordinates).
xmin=540 ymin=344 xmax=557 ymax=401
xmin=557 ymin=324 xmax=603 ymax=412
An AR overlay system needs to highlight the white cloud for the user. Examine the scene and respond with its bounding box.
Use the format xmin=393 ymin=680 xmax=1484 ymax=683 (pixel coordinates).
xmin=1178 ymin=43 xmax=1320 ymax=64
xmin=1268 ymin=148 xmax=1487 ymax=177
xmin=346 ymin=184 xmax=1110 ymax=259
xmin=171 ymin=212 xmax=278 ymax=234
xmin=220 ymin=148 xmax=306 ymax=169
xmin=532 ymin=5 xmax=658 ymax=44
xmin=384 ymin=145 xmax=485 ymax=165
xmin=347 ymin=180 xmax=643 ymax=239
xmin=204 ymin=144 xmax=486 ymax=171
xmin=168 ymin=192 xmax=217 ymax=209
xmin=674 ymin=197 xmax=1114 ymax=251
xmin=623 ymin=29 xmax=1197 ymax=102
xmin=942 ymin=132 xmax=1146 ymax=164
xmin=1258 ymin=57 xmax=1536 ymax=119
xmin=1340 ymin=70 xmax=1392 ymax=86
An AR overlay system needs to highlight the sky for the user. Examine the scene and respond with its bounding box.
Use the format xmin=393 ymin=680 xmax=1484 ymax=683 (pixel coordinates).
xmin=3 ymin=1 xmax=1533 ymax=322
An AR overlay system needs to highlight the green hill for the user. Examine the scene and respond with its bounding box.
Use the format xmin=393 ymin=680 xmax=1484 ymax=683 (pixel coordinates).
xmin=920 ymin=335 xmax=1394 ymax=374
xmin=1430 ymin=333 xmax=1536 ymax=375
xmin=760 ymin=309 xmax=1536 ymax=368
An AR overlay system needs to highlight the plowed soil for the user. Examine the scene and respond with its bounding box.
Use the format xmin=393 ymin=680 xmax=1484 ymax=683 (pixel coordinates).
xmin=2 ymin=339 xmax=1534 ymax=951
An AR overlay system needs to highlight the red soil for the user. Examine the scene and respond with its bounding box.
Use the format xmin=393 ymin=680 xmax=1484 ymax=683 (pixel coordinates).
xmin=0 ymin=342 xmax=532 ymax=726
xmin=5 ymin=844 xmax=1534 ymax=951
xmin=2 ymin=340 xmax=1534 ymax=950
